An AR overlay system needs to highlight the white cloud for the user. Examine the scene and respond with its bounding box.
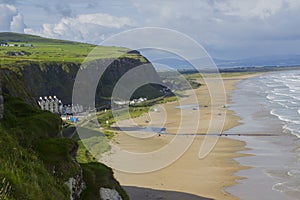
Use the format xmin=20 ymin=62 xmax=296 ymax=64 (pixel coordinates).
xmin=11 ymin=13 xmax=25 ymax=32
xmin=0 ymin=4 xmax=25 ymax=32
xmin=25 ymin=13 xmax=136 ymax=43
xmin=77 ymin=13 xmax=135 ymax=28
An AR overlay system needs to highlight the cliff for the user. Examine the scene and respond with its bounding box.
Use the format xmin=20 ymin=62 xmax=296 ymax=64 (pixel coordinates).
xmin=0 ymin=32 xmax=160 ymax=199
xmin=18 ymin=57 xmax=163 ymax=106
xmin=0 ymin=32 xmax=164 ymax=107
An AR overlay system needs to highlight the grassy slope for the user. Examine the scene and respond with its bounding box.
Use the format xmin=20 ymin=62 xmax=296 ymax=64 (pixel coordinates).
xmin=0 ymin=130 xmax=71 ymax=200
xmin=0 ymin=96 xmax=129 ymax=200
xmin=0 ymin=97 xmax=72 ymax=199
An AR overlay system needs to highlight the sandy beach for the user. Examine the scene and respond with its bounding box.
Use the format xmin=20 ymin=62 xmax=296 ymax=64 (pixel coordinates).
xmin=101 ymin=73 xmax=259 ymax=200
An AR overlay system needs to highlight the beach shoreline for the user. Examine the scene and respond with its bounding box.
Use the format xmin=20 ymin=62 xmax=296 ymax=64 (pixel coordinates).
xmin=224 ymin=71 xmax=300 ymax=200
xmin=100 ymin=73 xmax=261 ymax=200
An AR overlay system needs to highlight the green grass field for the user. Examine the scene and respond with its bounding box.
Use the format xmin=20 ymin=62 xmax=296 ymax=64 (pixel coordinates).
xmin=0 ymin=32 xmax=146 ymax=66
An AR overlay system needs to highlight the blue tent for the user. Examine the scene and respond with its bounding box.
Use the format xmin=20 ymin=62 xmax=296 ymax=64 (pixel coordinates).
xmin=69 ymin=117 xmax=78 ymax=123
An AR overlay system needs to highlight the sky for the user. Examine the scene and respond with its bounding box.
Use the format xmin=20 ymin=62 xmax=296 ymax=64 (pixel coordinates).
xmin=1 ymin=0 xmax=300 ymax=59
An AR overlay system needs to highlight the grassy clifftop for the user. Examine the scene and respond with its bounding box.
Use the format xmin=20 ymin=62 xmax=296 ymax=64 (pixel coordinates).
xmin=0 ymin=32 xmax=145 ymax=65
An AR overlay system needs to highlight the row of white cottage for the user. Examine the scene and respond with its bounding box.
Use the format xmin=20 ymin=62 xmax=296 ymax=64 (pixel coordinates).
xmin=113 ymin=97 xmax=148 ymax=106
xmin=38 ymin=96 xmax=84 ymax=115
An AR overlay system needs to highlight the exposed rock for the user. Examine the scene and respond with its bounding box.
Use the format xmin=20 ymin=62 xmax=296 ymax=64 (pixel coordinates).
xmin=19 ymin=57 xmax=163 ymax=106
xmin=65 ymin=170 xmax=86 ymax=200
xmin=100 ymin=188 xmax=122 ymax=200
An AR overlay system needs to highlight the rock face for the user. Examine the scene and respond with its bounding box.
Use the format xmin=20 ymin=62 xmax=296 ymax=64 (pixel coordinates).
xmin=100 ymin=188 xmax=122 ymax=200
xmin=19 ymin=57 xmax=163 ymax=107
xmin=66 ymin=170 xmax=86 ymax=200
xmin=0 ymin=54 xmax=164 ymax=109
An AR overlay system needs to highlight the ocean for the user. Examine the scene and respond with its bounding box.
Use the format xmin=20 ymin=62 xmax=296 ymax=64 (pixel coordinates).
xmin=224 ymin=70 xmax=300 ymax=200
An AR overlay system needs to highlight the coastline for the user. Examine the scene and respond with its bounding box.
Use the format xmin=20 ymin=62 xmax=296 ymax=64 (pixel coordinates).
xmin=224 ymin=71 xmax=300 ymax=200
xmin=100 ymin=73 xmax=261 ymax=200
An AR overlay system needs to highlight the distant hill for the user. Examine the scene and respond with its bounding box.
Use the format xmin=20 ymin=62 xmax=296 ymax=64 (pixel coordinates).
xmin=150 ymin=55 xmax=300 ymax=70
xmin=214 ymin=55 xmax=300 ymax=68
xmin=0 ymin=32 xmax=80 ymax=44
xmin=153 ymin=57 xmax=214 ymax=70
xmin=139 ymin=48 xmax=300 ymax=70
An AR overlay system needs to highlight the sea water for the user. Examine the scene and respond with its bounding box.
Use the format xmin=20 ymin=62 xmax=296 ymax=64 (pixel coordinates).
xmin=225 ymin=70 xmax=300 ymax=200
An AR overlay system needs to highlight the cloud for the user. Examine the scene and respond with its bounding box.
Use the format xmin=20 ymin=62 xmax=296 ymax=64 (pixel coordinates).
xmin=133 ymin=1 xmax=214 ymax=25
xmin=131 ymin=0 xmax=300 ymax=58
xmin=25 ymin=13 xmax=136 ymax=43
xmin=214 ymin=0 xmax=284 ymax=19
xmin=6 ymin=0 xmax=300 ymax=59
xmin=0 ymin=4 xmax=25 ymax=32
xmin=0 ymin=4 xmax=16 ymax=31
xmin=35 ymin=2 xmax=73 ymax=17
xmin=10 ymin=13 xmax=25 ymax=32
xmin=55 ymin=3 xmax=72 ymax=17
xmin=76 ymin=13 xmax=136 ymax=28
